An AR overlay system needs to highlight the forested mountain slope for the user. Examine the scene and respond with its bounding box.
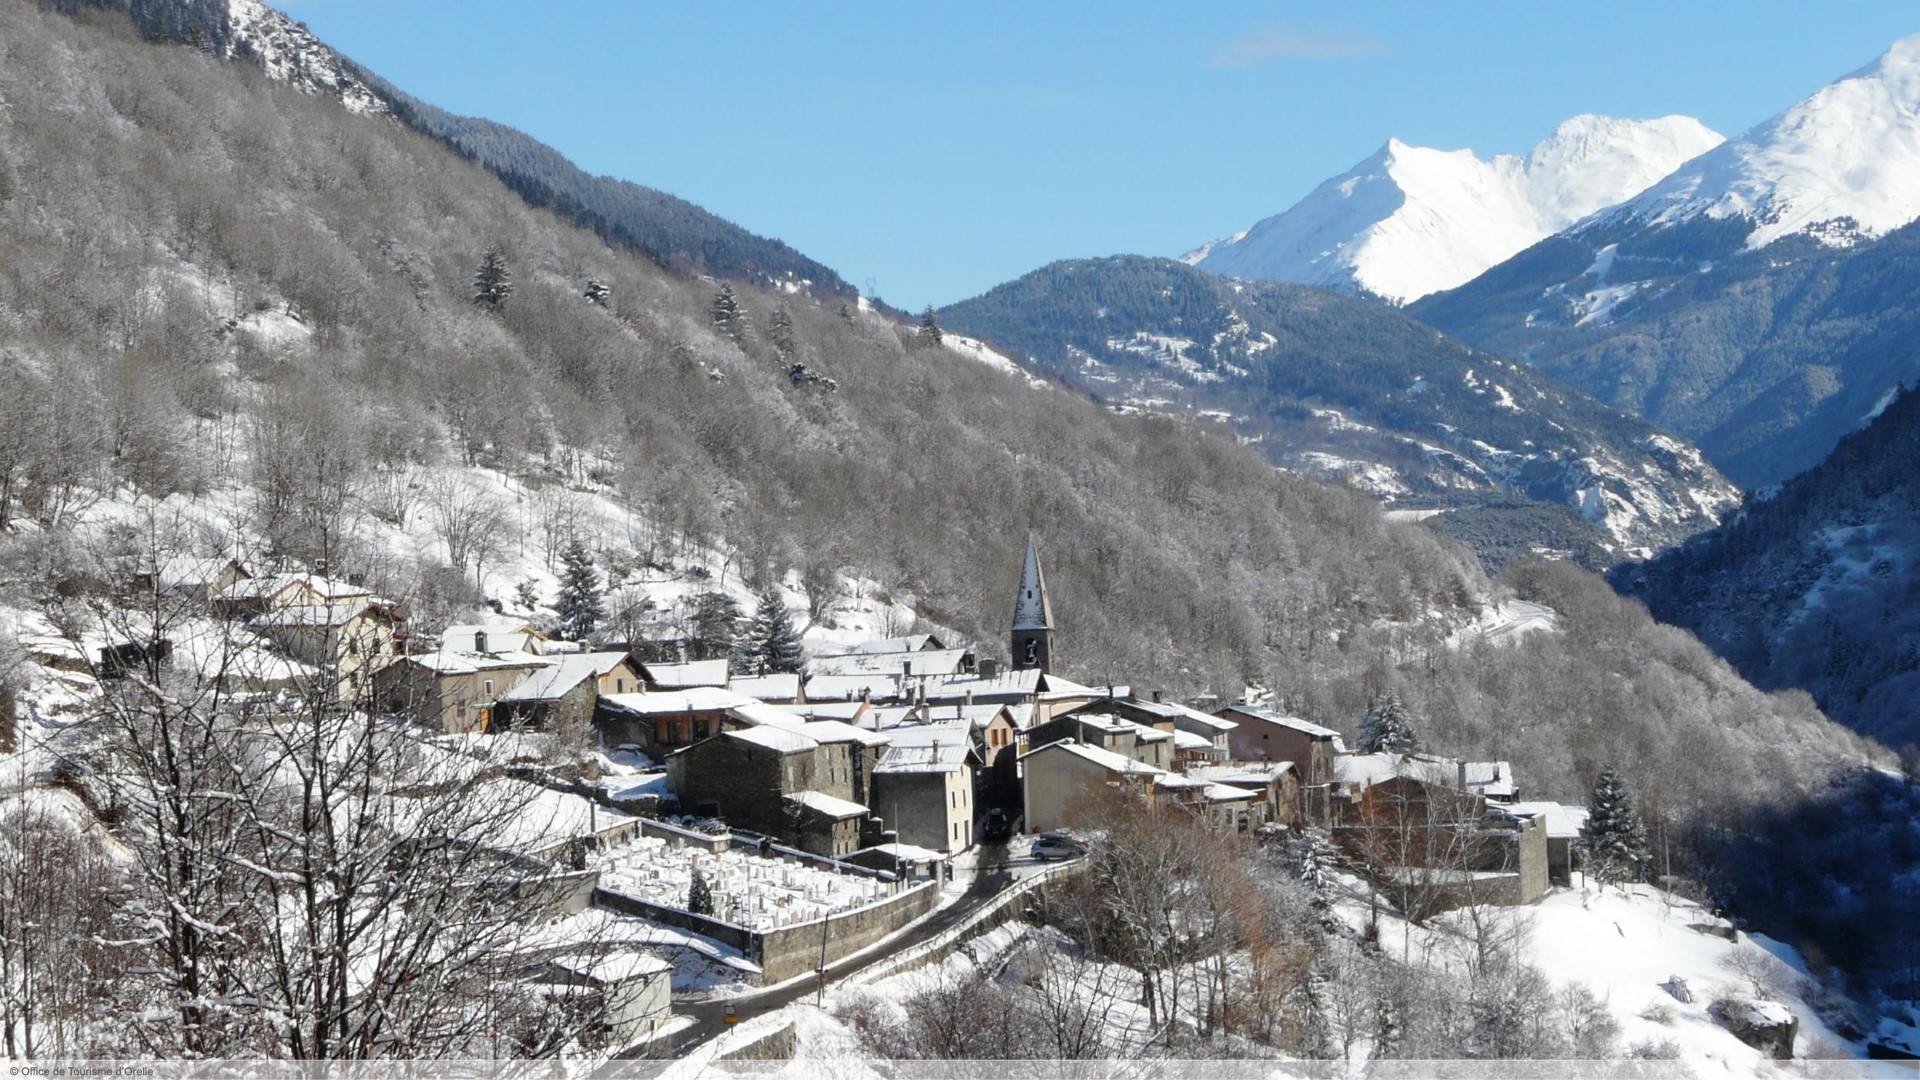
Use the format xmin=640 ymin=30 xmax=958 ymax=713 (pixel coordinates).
xmin=65 ymin=0 xmax=857 ymax=296
xmin=0 ymin=0 xmax=1905 ymax=997
xmin=1623 ymin=386 xmax=1920 ymax=751
xmin=1413 ymin=34 xmax=1920 ymax=490
xmin=940 ymin=256 xmax=1738 ymax=562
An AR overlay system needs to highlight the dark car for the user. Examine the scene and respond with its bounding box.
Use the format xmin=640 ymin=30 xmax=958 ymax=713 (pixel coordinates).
xmin=983 ymin=808 xmax=1013 ymax=841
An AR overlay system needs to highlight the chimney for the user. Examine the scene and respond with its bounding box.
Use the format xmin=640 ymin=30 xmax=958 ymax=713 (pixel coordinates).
xmin=980 ymin=657 xmax=1000 ymax=679
xmin=311 ymin=558 xmax=328 ymax=578
xmin=474 ymin=630 xmax=488 ymax=654
xmin=964 ymin=689 xmax=974 ymax=708
xmin=1151 ymin=689 xmax=1163 ymax=704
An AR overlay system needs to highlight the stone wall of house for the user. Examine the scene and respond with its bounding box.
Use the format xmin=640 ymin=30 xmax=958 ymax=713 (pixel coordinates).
xmin=873 ymin=770 xmax=951 ymax=852
xmin=670 ymin=737 xmax=813 ymax=836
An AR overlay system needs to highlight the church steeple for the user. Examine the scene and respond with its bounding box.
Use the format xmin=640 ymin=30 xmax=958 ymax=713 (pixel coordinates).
xmin=1011 ymin=531 xmax=1054 ymax=673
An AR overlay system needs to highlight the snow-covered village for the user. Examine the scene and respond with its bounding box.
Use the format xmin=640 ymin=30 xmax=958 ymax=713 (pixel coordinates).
xmin=7 ymin=1 xmax=1920 ymax=1076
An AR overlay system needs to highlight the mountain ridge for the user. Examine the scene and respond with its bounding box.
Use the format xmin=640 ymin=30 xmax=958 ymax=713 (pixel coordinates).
xmin=1189 ymin=114 xmax=1722 ymax=303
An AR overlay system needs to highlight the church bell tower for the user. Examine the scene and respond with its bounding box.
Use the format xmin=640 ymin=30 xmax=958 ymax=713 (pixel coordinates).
xmin=1010 ymin=532 xmax=1055 ymax=673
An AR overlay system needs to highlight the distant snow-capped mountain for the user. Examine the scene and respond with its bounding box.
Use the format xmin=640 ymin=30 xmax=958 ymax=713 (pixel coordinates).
xmin=1582 ymin=33 xmax=1920 ymax=250
xmin=1413 ymin=32 xmax=1920 ymax=490
xmin=1187 ymin=115 xmax=1723 ymax=303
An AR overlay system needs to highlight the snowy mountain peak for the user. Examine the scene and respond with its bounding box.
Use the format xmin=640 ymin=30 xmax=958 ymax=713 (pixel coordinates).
xmin=1191 ymin=115 xmax=1722 ymax=303
xmin=1592 ymin=32 xmax=1920 ymax=250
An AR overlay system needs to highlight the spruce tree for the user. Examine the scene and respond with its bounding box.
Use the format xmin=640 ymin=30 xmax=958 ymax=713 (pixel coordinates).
xmin=688 ymin=591 xmax=742 ymax=662
xmin=583 ymin=278 xmax=611 ymax=306
xmin=1580 ymin=766 xmax=1650 ymax=885
xmin=1359 ymin=689 xmax=1420 ymax=753
xmin=768 ymin=304 xmax=796 ymax=361
xmin=710 ymin=284 xmax=746 ymax=345
xmin=472 ymin=248 xmax=513 ymax=311
xmin=741 ymin=586 xmax=805 ymax=675
xmin=918 ymin=305 xmax=944 ymax=347
xmin=687 ymin=868 xmax=714 ymax=915
xmin=554 ymin=536 xmax=602 ymax=642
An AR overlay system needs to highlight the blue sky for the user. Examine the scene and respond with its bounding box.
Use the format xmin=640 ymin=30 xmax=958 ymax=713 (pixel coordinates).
xmin=284 ymin=2 xmax=1918 ymax=310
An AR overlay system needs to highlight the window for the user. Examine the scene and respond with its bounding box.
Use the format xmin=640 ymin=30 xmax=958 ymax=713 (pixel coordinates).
xmin=483 ymin=679 xmax=494 ymax=696
xmin=616 ymin=678 xmax=626 ymax=693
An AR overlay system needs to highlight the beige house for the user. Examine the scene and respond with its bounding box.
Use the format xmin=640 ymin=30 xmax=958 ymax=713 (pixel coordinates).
xmin=373 ymin=649 xmax=553 ymax=733
xmin=1017 ymin=738 xmax=1163 ymax=834
xmin=249 ymin=600 xmax=401 ymax=701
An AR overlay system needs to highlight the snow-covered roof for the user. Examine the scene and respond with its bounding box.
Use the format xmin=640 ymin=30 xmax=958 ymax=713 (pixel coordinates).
xmin=1202 ymin=783 xmax=1262 ymax=803
xmin=834 ymin=634 xmax=947 ymax=655
xmin=1463 ymin=760 xmax=1517 ymax=798
xmin=874 ymin=732 xmax=973 ymax=774
xmin=804 ymin=673 xmax=903 ymax=702
xmin=728 ymin=700 xmax=809 ymax=729
xmin=772 ymin=700 xmax=870 ymax=723
xmin=1020 ymin=737 xmax=1164 ymax=778
xmin=497 ymin=653 xmax=599 ymax=702
xmin=923 ymin=668 xmax=1043 ymax=700
xmin=1507 ymin=801 xmax=1589 ymax=839
xmin=853 ymin=841 xmax=946 ymax=862
xmin=1164 ymin=701 xmax=1236 ymax=733
xmin=810 ymin=648 xmax=971 ymax=677
xmin=724 ymin=725 xmax=818 ymax=754
xmin=1037 ymin=673 xmax=1116 ymax=699
xmin=1170 ymin=729 xmax=1218 ymax=752
xmin=250 ymin=601 xmax=382 ymax=629
xmin=1218 ymin=704 xmax=1340 ymax=739
xmin=404 ymin=649 xmax=552 ymax=676
xmin=1188 ymin=762 xmax=1293 ymax=786
xmin=918 ymin=702 xmax=1013 ymax=731
xmin=800 ymin=720 xmax=889 ymax=747
xmin=441 ymin=619 xmax=547 ymax=655
xmin=784 ymin=790 xmax=869 ymax=819
xmin=600 ymin=687 xmax=758 ymax=715
xmin=545 ymin=949 xmax=672 ymax=985
xmin=728 ymin=672 xmax=802 ymax=700
xmin=640 ymin=658 xmax=730 ymax=689
xmin=222 ymin=571 xmax=369 ymax=603
xmin=153 ymin=554 xmax=248 ymax=592
xmin=1333 ymin=751 xmax=1462 ymax=793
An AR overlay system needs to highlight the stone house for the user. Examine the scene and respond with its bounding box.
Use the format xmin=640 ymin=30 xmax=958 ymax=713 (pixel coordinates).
xmin=1186 ymin=762 xmax=1301 ymax=829
xmin=872 ymin=724 xmax=981 ymax=853
xmin=1216 ymin=703 xmax=1343 ymax=821
xmin=1508 ymin=801 xmax=1589 ymax=886
xmin=666 ymin=723 xmax=881 ymax=856
xmin=1331 ymin=759 xmax=1549 ymax=913
xmin=597 ymin=687 xmax=768 ymax=756
xmin=373 ymin=649 xmax=553 ymax=733
xmin=1155 ymin=774 xmax=1265 ymax=831
xmin=492 ymin=651 xmax=641 ymax=733
xmin=214 ymin=571 xmax=373 ymax=620
xmin=1017 ymin=738 xmax=1164 ymax=834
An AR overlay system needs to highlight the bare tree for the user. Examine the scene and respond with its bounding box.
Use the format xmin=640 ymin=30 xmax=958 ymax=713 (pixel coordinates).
xmin=423 ymin=474 xmax=510 ymax=587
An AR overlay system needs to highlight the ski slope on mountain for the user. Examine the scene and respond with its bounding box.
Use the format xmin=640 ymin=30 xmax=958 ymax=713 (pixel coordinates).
xmin=1190 ymin=115 xmax=1722 ymax=303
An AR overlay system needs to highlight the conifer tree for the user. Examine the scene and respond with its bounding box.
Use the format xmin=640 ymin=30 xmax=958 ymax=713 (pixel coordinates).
xmin=1359 ymin=689 xmax=1420 ymax=753
xmin=740 ymin=586 xmax=805 ymax=675
xmin=554 ymin=535 xmax=602 ymax=642
xmin=583 ymin=278 xmax=611 ymax=306
xmin=688 ymin=591 xmax=742 ymax=662
xmin=472 ymin=248 xmax=513 ymax=311
xmin=688 ymin=868 xmax=714 ymax=915
xmin=768 ymin=304 xmax=796 ymax=361
xmin=1580 ymin=766 xmax=1650 ymax=885
xmin=918 ymin=305 xmax=943 ymax=347
xmin=710 ymin=284 xmax=746 ymax=345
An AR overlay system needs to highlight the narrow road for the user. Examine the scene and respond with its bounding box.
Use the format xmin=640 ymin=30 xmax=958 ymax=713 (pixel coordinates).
xmin=652 ymin=841 xmax=1019 ymax=1055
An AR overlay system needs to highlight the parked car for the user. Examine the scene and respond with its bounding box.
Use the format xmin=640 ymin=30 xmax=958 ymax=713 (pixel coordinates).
xmin=983 ymin=808 xmax=1013 ymax=841
xmin=1031 ymin=832 xmax=1085 ymax=861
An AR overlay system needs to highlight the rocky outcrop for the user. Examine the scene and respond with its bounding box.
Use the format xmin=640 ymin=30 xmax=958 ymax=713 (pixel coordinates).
xmin=1713 ymin=996 xmax=1798 ymax=1060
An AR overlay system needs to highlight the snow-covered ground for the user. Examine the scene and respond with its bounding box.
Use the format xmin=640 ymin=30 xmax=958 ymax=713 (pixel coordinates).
xmin=1447 ymin=598 xmax=1561 ymax=648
